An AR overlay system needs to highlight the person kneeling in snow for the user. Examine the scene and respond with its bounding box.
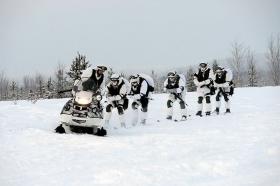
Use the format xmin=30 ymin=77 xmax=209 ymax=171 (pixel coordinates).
xmin=164 ymin=71 xmax=187 ymax=121
xmin=129 ymin=74 xmax=154 ymax=125
xmin=104 ymin=74 xmax=130 ymax=128
xmin=213 ymin=66 xmax=234 ymax=114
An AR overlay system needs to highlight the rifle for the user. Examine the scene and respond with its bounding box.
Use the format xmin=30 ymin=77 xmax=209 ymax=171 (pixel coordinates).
xmin=218 ymin=87 xmax=229 ymax=102
xmin=57 ymin=89 xmax=72 ymax=94
xmin=171 ymin=92 xmax=188 ymax=106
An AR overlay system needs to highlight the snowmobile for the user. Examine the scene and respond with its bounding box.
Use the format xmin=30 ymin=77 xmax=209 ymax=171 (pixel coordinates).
xmin=55 ymin=90 xmax=107 ymax=136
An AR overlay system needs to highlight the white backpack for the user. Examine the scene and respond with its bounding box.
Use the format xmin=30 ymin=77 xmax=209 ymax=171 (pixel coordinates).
xmin=178 ymin=74 xmax=186 ymax=86
xmin=139 ymin=73 xmax=155 ymax=92
xmin=122 ymin=78 xmax=131 ymax=94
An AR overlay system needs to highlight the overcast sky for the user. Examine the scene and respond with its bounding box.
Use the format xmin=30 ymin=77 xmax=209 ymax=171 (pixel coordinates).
xmin=1 ymin=0 xmax=279 ymax=79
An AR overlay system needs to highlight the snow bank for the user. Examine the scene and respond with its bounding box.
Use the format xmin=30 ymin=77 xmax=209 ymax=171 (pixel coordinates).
xmin=1 ymin=87 xmax=280 ymax=186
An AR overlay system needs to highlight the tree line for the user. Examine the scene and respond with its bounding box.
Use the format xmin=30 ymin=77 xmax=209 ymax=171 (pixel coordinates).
xmin=0 ymin=34 xmax=279 ymax=101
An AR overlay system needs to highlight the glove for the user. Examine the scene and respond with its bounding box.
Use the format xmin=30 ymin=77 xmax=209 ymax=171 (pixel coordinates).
xmin=176 ymin=87 xmax=182 ymax=94
xmin=107 ymin=95 xmax=121 ymax=102
xmin=199 ymin=81 xmax=205 ymax=86
xmin=167 ymin=88 xmax=177 ymax=94
xmin=133 ymin=94 xmax=141 ymax=100
xmin=113 ymin=95 xmax=121 ymax=101
xmin=214 ymin=83 xmax=222 ymax=88
xmin=223 ymin=82 xmax=230 ymax=87
xmin=107 ymin=96 xmax=113 ymax=102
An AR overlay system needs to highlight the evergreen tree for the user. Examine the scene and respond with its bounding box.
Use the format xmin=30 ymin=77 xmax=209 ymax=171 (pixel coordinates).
xmin=247 ymin=50 xmax=258 ymax=87
xmin=67 ymin=52 xmax=90 ymax=81
xmin=186 ymin=66 xmax=196 ymax=92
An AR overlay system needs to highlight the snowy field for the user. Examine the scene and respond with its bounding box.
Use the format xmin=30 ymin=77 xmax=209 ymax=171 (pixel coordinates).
xmin=1 ymin=86 xmax=280 ymax=186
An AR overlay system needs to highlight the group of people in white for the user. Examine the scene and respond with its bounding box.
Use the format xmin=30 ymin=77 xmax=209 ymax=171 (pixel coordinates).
xmin=76 ymin=62 xmax=234 ymax=128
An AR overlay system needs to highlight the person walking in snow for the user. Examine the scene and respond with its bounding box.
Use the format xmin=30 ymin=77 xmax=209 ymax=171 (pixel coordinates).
xmin=213 ymin=66 xmax=234 ymax=114
xmin=164 ymin=71 xmax=187 ymax=121
xmin=193 ymin=62 xmax=215 ymax=116
xmin=129 ymin=74 xmax=154 ymax=125
xmin=104 ymin=74 xmax=130 ymax=128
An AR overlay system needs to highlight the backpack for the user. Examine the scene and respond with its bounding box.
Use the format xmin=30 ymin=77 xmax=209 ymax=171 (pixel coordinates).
xmin=178 ymin=74 xmax=186 ymax=86
xmin=122 ymin=78 xmax=131 ymax=94
xmin=139 ymin=73 xmax=155 ymax=92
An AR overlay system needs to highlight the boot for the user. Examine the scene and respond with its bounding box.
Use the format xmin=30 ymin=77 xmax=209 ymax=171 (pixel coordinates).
xmin=196 ymin=111 xmax=202 ymax=117
xmin=225 ymin=109 xmax=231 ymax=113
xmin=205 ymin=111 xmax=211 ymax=116
xmin=181 ymin=115 xmax=187 ymax=121
xmin=140 ymin=119 xmax=146 ymax=125
xmin=215 ymin=107 xmax=219 ymax=115
xmin=166 ymin=115 xmax=172 ymax=120
xmin=120 ymin=122 xmax=126 ymax=128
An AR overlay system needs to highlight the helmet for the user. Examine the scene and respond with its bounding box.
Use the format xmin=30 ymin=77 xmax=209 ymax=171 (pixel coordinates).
xmin=215 ymin=66 xmax=224 ymax=76
xmin=167 ymin=71 xmax=177 ymax=78
xmin=199 ymin=62 xmax=208 ymax=72
xmin=167 ymin=71 xmax=177 ymax=83
xmin=110 ymin=74 xmax=120 ymax=86
xmin=96 ymin=65 xmax=107 ymax=72
xmin=129 ymin=74 xmax=140 ymax=85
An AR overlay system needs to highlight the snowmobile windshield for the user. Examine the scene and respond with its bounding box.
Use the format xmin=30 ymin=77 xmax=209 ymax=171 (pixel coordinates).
xmin=82 ymin=79 xmax=99 ymax=93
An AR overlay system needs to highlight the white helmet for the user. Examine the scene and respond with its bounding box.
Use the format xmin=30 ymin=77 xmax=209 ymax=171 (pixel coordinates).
xmin=110 ymin=74 xmax=120 ymax=86
xmin=167 ymin=71 xmax=177 ymax=78
xmin=167 ymin=71 xmax=177 ymax=83
xmin=129 ymin=74 xmax=140 ymax=85
xmin=199 ymin=62 xmax=208 ymax=72
xmin=215 ymin=66 xmax=224 ymax=76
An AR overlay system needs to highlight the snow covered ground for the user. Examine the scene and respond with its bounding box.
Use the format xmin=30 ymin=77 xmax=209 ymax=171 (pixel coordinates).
xmin=1 ymin=86 xmax=280 ymax=186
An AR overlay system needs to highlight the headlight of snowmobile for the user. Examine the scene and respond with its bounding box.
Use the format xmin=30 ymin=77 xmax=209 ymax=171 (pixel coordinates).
xmin=96 ymin=95 xmax=102 ymax=101
xmin=76 ymin=96 xmax=92 ymax=105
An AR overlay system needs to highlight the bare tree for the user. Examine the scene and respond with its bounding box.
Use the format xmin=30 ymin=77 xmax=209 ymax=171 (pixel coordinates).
xmin=266 ymin=34 xmax=280 ymax=85
xmin=247 ymin=49 xmax=258 ymax=87
xmin=0 ymin=71 xmax=10 ymax=100
xmin=54 ymin=63 xmax=72 ymax=97
xmin=151 ymin=70 xmax=161 ymax=93
xmin=186 ymin=66 xmax=196 ymax=92
xmin=228 ymin=41 xmax=246 ymax=87
xmin=10 ymin=81 xmax=18 ymax=100
xmin=35 ymin=73 xmax=45 ymax=98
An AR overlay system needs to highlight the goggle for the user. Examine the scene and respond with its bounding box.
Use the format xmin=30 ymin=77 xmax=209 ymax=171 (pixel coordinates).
xmin=199 ymin=63 xmax=207 ymax=68
xmin=111 ymin=78 xmax=119 ymax=82
xmin=97 ymin=66 xmax=107 ymax=72
xmin=167 ymin=72 xmax=176 ymax=77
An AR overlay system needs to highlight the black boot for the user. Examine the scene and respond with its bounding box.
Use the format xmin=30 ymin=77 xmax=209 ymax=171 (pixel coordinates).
xmin=215 ymin=107 xmax=219 ymax=115
xmin=205 ymin=111 xmax=211 ymax=116
xmin=196 ymin=111 xmax=202 ymax=117
xmin=55 ymin=124 xmax=66 ymax=134
xmin=225 ymin=109 xmax=231 ymax=113
xmin=166 ymin=115 xmax=172 ymax=120
xmin=181 ymin=115 xmax=187 ymax=121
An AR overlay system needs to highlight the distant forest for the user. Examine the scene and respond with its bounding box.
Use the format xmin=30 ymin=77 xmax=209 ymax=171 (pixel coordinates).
xmin=1 ymin=34 xmax=279 ymax=101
